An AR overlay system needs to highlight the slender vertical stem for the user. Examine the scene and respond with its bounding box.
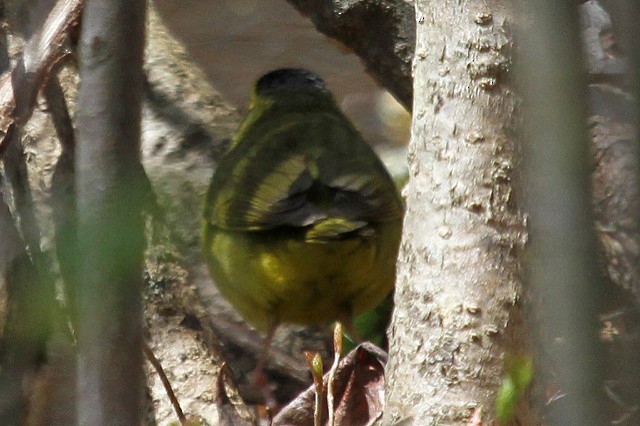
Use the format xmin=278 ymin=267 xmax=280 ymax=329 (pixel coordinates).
xmin=75 ymin=0 xmax=146 ymax=423
xmin=518 ymin=1 xmax=605 ymax=423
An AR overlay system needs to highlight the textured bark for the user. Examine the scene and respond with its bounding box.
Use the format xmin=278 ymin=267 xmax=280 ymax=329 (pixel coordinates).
xmin=384 ymin=1 xmax=528 ymax=424
xmin=581 ymin=1 xmax=640 ymax=422
xmin=286 ymin=0 xmax=414 ymax=110
xmin=582 ymin=0 xmax=640 ymax=309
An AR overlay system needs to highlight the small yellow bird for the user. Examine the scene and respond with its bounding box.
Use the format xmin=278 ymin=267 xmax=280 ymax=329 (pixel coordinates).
xmin=202 ymin=67 xmax=403 ymax=367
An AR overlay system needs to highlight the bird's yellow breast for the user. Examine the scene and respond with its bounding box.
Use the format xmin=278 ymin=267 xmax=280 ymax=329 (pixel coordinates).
xmin=203 ymin=221 xmax=401 ymax=331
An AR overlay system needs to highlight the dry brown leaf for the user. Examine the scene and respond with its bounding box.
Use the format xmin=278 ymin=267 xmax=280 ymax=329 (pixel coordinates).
xmin=273 ymin=342 xmax=386 ymax=426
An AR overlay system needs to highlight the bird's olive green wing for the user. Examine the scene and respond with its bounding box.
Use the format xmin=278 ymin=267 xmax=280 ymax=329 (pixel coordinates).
xmin=205 ymin=111 xmax=403 ymax=234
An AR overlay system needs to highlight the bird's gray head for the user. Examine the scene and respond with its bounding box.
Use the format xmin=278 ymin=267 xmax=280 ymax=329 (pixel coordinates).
xmin=255 ymin=68 xmax=329 ymax=96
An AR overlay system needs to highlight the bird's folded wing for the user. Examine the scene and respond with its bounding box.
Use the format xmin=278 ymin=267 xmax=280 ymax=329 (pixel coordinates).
xmin=207 ymin=154 xmax=402 ymax=233
xmin=304 ymin=218 xmax=370 ymax=243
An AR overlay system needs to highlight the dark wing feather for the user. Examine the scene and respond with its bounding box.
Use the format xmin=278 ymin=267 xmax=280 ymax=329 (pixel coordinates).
xmin=206 ymin=112 xmax=403 ymax=233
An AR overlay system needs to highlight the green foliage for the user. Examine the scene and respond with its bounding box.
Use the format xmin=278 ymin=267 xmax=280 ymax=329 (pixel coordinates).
xmin=345 ymin=293 xmax=394 ymax=352
xmin=496 ymin=354 xmax=534 ymax=424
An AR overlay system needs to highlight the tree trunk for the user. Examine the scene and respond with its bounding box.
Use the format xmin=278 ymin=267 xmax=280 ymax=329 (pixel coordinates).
xmin=384 ymin=0 xmax=529 ymax=423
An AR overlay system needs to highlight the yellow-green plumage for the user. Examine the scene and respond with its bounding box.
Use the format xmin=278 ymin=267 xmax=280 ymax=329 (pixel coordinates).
xmin=202 ymin=68 xmax=403 ymax=332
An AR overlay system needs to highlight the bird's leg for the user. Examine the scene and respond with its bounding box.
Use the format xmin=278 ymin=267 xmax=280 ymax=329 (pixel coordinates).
xmin=251 ymin=320 xmax=278 ymax=411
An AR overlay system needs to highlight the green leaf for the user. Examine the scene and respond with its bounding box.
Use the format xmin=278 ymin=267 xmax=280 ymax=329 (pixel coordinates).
xmin=496 ymin=354 xmax=533 ymax=424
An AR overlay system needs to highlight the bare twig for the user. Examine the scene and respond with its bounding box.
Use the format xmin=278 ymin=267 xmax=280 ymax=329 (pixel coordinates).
xmin=45 ymin=71 xmax=78 ymax=321
xmin=0 ymin=179 xmax=22 ymax=275
xmin=304 ymin=351 xmax=324 ymax=426
xmin=1 ymin=125 xmax=42 ymax=255
xmin=43 ymin=73 xmax=75 ymax=159
xmin=327 ymin=323 xmax=343 ymax=426
xmin=143 ymin=341 xmax=187 ymax=424
xmin=0 ymin=0 xmax=82 ymax=155
xmin=0 ymin=3 xmax=10 ymax=74
xmin=0 ymin=184 xmax=51 ymax=424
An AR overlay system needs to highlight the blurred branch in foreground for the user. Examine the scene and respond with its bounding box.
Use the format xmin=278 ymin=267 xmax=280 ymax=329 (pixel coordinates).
xmin=519 ymin=0 xmax=606 ymax=423
xmin=74 ymin=0 xmax=146 ymax=423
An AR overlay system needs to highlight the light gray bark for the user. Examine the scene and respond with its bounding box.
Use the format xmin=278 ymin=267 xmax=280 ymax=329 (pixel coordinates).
xmin=384 ymin=1 xmax=528 ymax=423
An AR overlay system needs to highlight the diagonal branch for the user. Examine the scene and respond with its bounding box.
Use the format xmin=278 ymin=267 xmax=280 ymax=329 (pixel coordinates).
xmin=0 ymin=0 xmax=82 ymax=156
xmin=286 ymin=0 xmax=414 ymax=110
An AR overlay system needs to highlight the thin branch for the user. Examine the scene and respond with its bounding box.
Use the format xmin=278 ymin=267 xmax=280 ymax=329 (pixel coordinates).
xmin=143 ymin=341 xmax=187 ymax=424
xmin=519 ymin=0 xmax=606 ymax=422
xmin=45 ymin=71 xmax=79 ymax=325
xmin=0 ymin=182 xmax=50 ymax=424
xmin=0 ymin=0 xmax=82 ymax=155
xmin=1 ymin=125 xmax=43 ymax=257
xmin=0 ymin=4 xmax=10 ymax=74
xmin=43 ymin=73 xmax=75 ymax=160
xmin=75 ymin=0 xmax=146 ymax=423
xmin=0 ymin=179 xmax=22 ymax=276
